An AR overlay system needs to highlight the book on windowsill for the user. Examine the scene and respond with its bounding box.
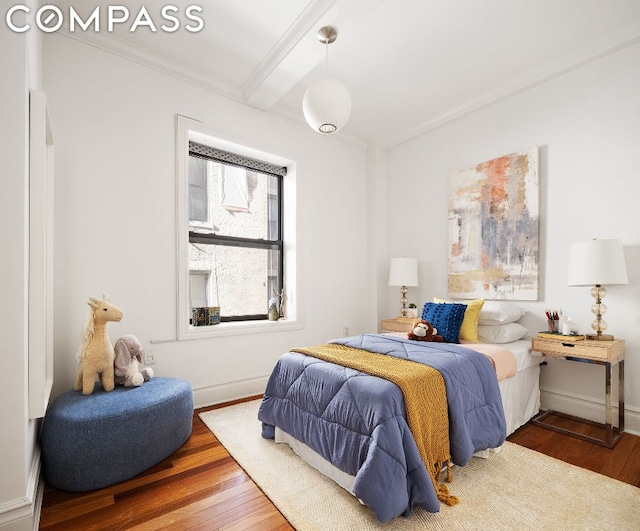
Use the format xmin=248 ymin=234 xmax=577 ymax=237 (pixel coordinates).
xmin=537 ymin=332 xmax=585 ymax=342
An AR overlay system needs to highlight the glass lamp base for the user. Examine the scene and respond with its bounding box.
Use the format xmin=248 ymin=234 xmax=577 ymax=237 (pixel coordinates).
xmin=588 ymin=284 xmax=614 ymax=341
xmin=586 ymin=333 xmax=615 ymax=341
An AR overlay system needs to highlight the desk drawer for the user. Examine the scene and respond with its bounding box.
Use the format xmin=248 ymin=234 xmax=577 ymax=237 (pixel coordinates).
xmin=531 ymin=338 xmax=624 ymax=361
xmin=381 ymin=318 xmax=417 ymax=333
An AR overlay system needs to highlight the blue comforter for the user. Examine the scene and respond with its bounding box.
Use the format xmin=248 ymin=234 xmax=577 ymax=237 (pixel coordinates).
xmin=258 ymin=334 xmax=506 ymax=523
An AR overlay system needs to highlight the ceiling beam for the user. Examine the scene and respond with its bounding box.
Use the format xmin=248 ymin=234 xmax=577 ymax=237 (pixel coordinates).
xmin=242 ymin=0 xmax=384 ymax=110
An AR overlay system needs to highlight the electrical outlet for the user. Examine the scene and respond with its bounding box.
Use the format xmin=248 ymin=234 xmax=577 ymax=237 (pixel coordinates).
xmin=343 ymin=326 xmax=350 ymax=337
xmin=144 ymin=349 xmax=155 ymax=365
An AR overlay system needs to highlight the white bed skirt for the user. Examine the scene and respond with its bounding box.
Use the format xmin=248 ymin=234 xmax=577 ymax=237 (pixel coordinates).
xmin=276 ymin=427 xmax=358 ymax=495
xmin=499 ymin=363 xmax=541 ymax=436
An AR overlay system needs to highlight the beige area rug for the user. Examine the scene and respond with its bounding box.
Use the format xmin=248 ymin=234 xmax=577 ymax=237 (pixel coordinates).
xmin=200 ymin=400 xmax=639 ymax=530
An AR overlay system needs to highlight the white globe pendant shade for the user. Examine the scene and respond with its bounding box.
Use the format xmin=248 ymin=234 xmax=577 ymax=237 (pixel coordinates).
xmin=303 ymin=76 xmax=352 ymax=134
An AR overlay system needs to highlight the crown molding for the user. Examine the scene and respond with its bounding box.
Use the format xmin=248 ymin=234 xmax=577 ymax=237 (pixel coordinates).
xmin=56 ymin=29 xmax=244 ymax=102
xmin=55 ymin=27 xmax=367 ymax=151
xmin=55 ymin=14 xmax=640 ymax=153
xmin=381 ymin=17 xmax=640 ymax=150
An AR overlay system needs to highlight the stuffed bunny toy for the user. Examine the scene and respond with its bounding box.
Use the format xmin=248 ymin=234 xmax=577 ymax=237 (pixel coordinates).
xmin=113 ymin=335 xmax=154 ymax=387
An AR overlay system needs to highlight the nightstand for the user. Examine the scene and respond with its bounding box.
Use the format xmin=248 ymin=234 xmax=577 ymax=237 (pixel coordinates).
xmin=530 ymin=336 xmax=625 ymax=448
xmin=380 ymin=317 xmax=418 ymax=333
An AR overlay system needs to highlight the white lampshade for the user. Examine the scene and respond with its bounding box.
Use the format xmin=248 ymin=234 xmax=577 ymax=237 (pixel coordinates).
xmin=303 ymin=77 xmax=351 ymax=134
xmin=567 ymin=239 xmax=628 ymax=286
xmin=388 ymin=258 xmax=419 ymax=287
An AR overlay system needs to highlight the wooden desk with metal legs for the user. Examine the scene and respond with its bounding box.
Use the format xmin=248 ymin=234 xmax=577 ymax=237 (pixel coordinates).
xmin=530 ymin=337 xmax=625 ymax=448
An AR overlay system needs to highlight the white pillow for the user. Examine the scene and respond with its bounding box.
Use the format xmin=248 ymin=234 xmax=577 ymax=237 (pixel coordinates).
xmin=478 ymin=323 xmax=529 ymax=344
xmin=478 ymin=301 xmax=526 ymax=325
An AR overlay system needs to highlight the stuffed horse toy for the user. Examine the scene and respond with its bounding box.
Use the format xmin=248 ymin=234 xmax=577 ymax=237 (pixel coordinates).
xmin=113 ymin=335 xmax=154 ymax=387
xmin=74 ymin=294 xmax=124 ymax=395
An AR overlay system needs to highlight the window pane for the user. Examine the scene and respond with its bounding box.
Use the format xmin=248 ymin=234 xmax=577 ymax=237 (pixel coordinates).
xmin=189 ymin=272 xmax=208 ymax=307
xmin=188 ymin=157 xmax=209 ymax=223
xmin=188 ymin=243 xmax=280 ymax=318
xmin=193 ymin=160 xmax=278 ymax=240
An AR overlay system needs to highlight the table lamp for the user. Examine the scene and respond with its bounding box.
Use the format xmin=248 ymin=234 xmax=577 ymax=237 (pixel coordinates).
xmin=567 ymin=239 xmax=628 ymax=340
xmin=388 ymin=257 xmax=419 ymax=317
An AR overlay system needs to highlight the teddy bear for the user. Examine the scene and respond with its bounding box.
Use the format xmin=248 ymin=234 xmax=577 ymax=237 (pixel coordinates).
xmin=113 ymin=335 xmax=154 ymax=387
xmin=407 ymin=320 xmax=444 ymax=342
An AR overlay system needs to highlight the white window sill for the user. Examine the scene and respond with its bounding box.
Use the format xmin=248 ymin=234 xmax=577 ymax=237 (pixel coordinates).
xmin=173 ymin=318 xmax=302 ymax=341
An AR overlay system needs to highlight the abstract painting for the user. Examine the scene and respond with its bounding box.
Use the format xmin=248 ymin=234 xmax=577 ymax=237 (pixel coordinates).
xmin=448 ymin=146 xmax=539 ymax=300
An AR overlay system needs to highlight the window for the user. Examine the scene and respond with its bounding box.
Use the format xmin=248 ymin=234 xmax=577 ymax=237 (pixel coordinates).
xmin=187 ymin=141 xmax=285 ymax=323
xmin=176 ymin=117 xmax=298 ymax=339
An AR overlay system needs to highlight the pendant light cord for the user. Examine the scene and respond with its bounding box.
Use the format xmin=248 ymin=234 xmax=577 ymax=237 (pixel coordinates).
xmin=325 ymin=37 xmax=329 ymax=74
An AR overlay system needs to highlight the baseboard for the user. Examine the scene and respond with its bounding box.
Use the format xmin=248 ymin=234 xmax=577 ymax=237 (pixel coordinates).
xmin=193 ymin=374 xmax=269 ymax=409
xmin=541 ymin=387 xmax=640 ymax=436
xmin=0 ymin=446 xmax=44 ymax=531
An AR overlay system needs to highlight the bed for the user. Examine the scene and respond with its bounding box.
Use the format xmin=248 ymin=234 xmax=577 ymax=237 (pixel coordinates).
xmin=492 ymin=338 xmax=542 ymax=436
xmin=258 ymin=331 xmax=541 ymax=523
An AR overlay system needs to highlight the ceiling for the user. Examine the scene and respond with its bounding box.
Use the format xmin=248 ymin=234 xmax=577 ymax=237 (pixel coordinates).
xmin=56 ymin=0 xmax=640 ymax=148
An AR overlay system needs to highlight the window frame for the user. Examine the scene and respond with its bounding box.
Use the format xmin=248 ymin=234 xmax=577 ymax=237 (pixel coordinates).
xmin=188 ymin=144 xmax=284 ymax=322
xmin=176 ymin=116 xmax=300 ymax=339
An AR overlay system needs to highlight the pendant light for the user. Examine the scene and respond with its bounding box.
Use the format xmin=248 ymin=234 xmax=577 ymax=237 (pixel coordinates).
xmin=303 ymin=26 xmax=351 ymax=134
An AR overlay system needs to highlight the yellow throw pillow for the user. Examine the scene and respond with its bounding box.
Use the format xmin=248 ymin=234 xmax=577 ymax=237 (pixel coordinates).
xmin=433 ymin=297 xmax=485 ymax=342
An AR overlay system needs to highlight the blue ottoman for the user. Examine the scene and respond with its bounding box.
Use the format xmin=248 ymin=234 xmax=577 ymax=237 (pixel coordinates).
xmin=40 ymin=377 xmax=193 ymax=491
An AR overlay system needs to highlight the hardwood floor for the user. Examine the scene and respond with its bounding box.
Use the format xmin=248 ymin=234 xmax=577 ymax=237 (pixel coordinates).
xmin=507 ymin=412 xmax=640 ymax=486
xmin=39 ymin=396 xmax=293 ymax=531
xmin=39 ymin=403 xmax=640 ymax=530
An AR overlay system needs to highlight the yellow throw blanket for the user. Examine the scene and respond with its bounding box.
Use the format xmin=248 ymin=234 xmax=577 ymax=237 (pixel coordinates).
xmin=292 ymin=343 xmax=458 ymax=506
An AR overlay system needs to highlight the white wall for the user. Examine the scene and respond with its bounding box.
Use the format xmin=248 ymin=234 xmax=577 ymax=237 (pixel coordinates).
xmin=0 ymin=1 xmax=44 ymax=527
xmin=366 ymin=144 xmax=390 ymax=328
xmin=44 ymin=34 xmax=370 ymax=406
xmin=386 ymin=43 xmax=640 ymax=433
